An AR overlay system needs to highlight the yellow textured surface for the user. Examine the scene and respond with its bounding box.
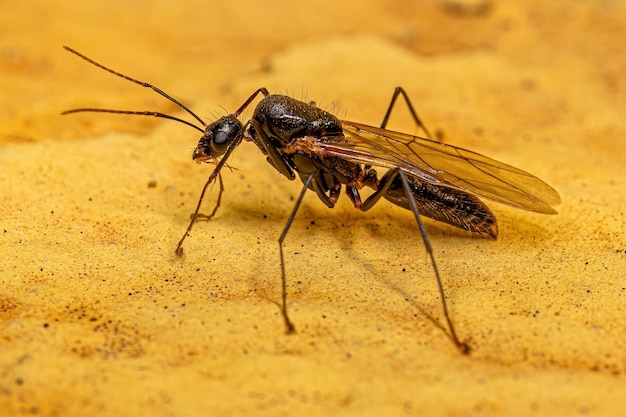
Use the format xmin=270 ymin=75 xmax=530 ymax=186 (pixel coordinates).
xmin=1 ymin=1 xmax=625 ymax=416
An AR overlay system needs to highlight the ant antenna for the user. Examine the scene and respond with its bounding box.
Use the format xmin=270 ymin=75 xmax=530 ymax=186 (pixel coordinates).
xmin=62 ymin=46 xmax=206 ymax=130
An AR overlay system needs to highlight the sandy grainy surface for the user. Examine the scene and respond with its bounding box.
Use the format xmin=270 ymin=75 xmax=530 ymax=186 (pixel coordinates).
xmin=1 ymin=1 xmax=625 ymax=416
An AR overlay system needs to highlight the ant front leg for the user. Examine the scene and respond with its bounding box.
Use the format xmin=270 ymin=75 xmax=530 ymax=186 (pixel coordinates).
xmin=176 ymin=121 xmax=249 ymax=256
xmin=248 ymin=120 xmax=296 ymax=180
xmin=193 ymin=173 xmax=225 ymax=222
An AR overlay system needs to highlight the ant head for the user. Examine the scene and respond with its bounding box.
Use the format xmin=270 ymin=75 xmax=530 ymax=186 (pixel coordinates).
xmin=193 ymin=115 xmax=244 ymax=162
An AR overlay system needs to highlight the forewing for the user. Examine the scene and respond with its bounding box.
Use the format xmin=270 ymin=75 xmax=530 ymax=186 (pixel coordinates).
xmin=315 ymin=121 xmax=560 ymax=214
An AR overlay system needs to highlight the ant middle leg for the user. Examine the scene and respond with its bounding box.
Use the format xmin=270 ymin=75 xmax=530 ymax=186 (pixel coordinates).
xmin=276 ymin=173 xmax=316 ymax=334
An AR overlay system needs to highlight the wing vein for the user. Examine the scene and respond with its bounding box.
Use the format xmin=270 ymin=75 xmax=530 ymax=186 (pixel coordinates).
xmin=309 ymin=120 xmax=560 ymax=214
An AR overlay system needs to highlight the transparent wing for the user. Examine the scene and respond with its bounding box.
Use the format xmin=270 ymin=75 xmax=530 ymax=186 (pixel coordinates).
xmin=314 ymin=121 xmax=561 ymax=214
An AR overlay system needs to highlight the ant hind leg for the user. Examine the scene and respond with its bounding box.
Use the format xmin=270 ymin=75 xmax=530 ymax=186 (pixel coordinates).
xmin=381 ymin=87 xmax=434 ymax=139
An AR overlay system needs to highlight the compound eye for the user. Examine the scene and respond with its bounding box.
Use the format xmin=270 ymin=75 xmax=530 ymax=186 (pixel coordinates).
xmin=211 ymin=130 xmax=230 ymax=154
xmin=201 ymin=115 xmax=243 ymax=157
xmin=215 ymin=130 xmax=228 ymax=145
